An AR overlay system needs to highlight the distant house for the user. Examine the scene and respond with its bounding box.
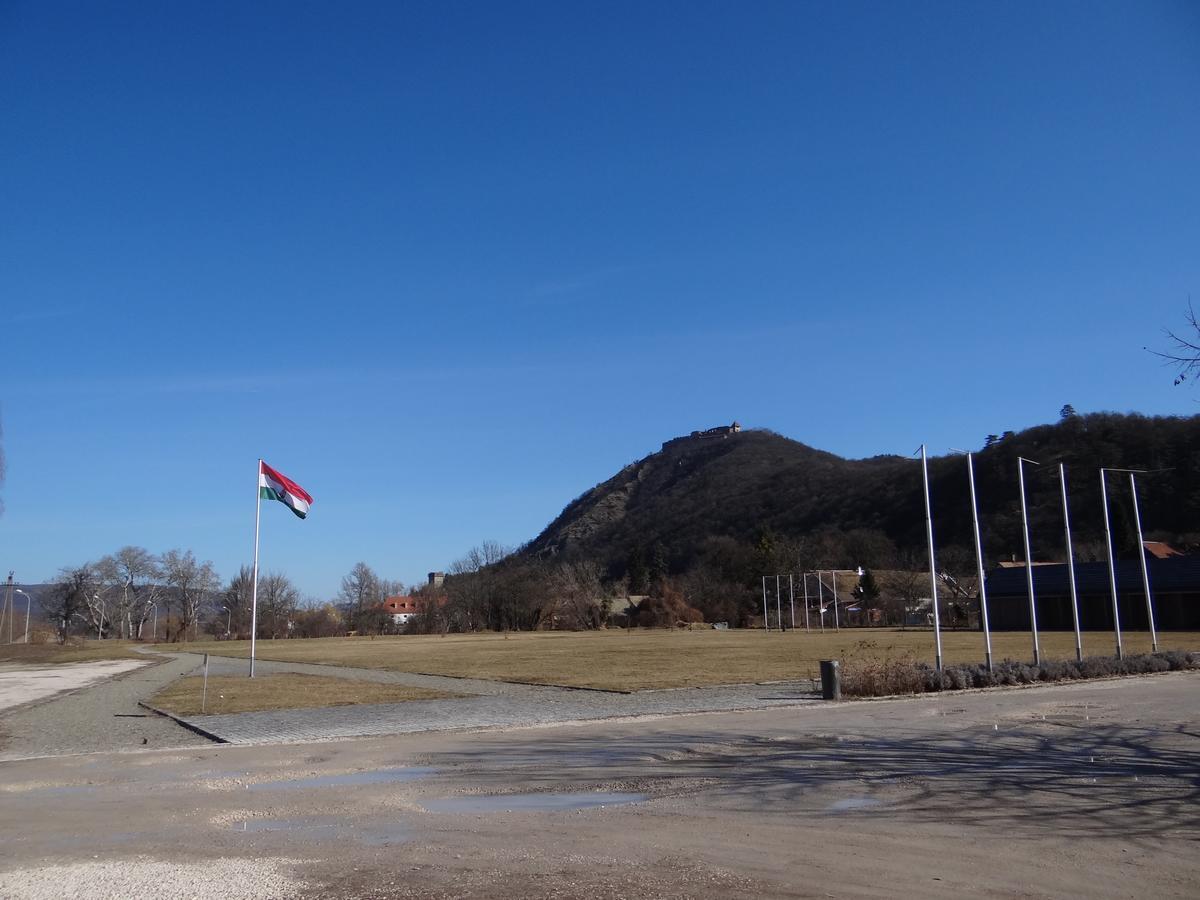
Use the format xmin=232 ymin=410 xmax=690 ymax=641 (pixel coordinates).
xmin=380 ymin=596 xmax=421 ymax=626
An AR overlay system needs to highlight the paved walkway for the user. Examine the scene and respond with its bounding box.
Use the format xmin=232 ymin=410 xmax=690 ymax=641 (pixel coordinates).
xmin=0 ymin=660 xmax=149 ymax=712
xmin=0 ymin=648 xmax=819 ymax=754
xmin=0 ymin=654 xmax=209 ymax=760
xmin=156 ymin=651 xmax=820 ymax=744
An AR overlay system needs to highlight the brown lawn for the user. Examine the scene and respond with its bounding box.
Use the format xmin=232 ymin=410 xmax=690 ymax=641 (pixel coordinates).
xmin=155 ymin=628 xmax=1200 ymax=692
xmin=148 ymin=673 xmax=459 ymax=716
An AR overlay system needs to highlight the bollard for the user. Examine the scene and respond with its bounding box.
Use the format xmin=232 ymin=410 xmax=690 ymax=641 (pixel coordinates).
xmin=819 ymin=659 xmax=841 ymax=701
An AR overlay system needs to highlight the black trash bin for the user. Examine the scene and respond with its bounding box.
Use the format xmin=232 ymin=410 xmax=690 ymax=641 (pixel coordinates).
xmin=819 ymin=659 xmax=841 ymax=701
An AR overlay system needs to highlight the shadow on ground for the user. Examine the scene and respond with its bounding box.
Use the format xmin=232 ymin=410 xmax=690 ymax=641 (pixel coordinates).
xmin=423 ymin=719 xmax=1200 ymax=839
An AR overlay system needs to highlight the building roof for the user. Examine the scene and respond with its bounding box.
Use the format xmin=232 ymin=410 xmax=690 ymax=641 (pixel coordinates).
xmin=985 ymin=555 xmax=1200 ymax=599
xmin=1143 ymin=541 xmax=1183 ymax=560
xmin=381 ymin=596 xmax=420 ymax=613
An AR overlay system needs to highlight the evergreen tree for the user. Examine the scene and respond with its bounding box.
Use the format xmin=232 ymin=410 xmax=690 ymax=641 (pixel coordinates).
xmin=857 ymin=568 xmax=881 ymax=612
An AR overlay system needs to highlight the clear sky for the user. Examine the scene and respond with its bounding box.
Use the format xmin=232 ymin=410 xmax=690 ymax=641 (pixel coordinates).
xmin=2 ymin=1 xmax=1198 ymax=598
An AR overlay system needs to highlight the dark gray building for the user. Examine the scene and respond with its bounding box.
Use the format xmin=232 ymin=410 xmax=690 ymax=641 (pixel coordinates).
xmin=985 ymin=555 xmax=1200 ymax=631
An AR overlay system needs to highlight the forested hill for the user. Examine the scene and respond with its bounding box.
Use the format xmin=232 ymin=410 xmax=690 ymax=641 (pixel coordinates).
xmin=519 ymin=413 xmax=1200 ymax=585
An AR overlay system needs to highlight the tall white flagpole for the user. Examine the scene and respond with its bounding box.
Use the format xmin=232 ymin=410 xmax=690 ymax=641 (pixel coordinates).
xmin=249 ymin=458 xmax=263 ymax=678
xmin=920 ymin=445 xmax=943 ymax=672
xmin=1129 ymin=472 xmax=1158 ymax=652
xmin=1018 ymin=456 xmax=1041 ymax=665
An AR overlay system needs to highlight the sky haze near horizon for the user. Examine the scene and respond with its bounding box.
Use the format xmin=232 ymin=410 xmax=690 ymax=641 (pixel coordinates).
xmin=2 ymin=1 xmax=1198 ymax=598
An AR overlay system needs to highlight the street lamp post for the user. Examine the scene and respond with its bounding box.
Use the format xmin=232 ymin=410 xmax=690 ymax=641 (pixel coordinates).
xmin=14 ymin=589 xmax=32 ymax=645
xmin=1099 ymin=469 xmax=1124 ymax=659
xmin=918 ymin=445 xmax=943 ymax=671
xmin=222 ymin=605 xmax=232 ymax=637
xmin=1058 ymin=465 xmax=1083 ymax=663
xmin=1017 ymin=456 xmax=1042 ymax=665
xmin=1128 ymin=472 xmax=1159 ymax=652
xmin=951 ymin=449 xmax=993 ymax=672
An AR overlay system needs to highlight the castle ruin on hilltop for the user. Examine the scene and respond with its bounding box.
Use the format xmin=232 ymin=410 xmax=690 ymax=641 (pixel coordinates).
xmin=662 ymin=421 xmax=742 ymax=450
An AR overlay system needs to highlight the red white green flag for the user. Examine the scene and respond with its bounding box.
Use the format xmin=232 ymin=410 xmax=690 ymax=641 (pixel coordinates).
xmin=259 ymin=461 xmax=313 ymax=519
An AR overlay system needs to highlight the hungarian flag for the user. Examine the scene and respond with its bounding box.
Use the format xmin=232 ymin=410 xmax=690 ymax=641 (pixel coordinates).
xmin=259 ymin=461 xmax=313 ymax=519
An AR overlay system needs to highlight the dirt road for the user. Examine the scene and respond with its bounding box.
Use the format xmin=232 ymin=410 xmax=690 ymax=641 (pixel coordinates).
xmin=1 ymin=672 xmax=1197 ymax=898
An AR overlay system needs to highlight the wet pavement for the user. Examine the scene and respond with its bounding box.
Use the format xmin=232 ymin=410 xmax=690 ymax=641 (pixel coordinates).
xmin=0 ymin=672 xmax=1196 ymax=899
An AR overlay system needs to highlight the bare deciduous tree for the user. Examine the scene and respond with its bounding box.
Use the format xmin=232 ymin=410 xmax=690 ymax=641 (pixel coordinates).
xmin=338 ymin=562 xmax=381 ymax=630
xmin=222 ymin=566 xmax=255 ymax=637
xmin=95 ymin=546 xmax=162 ymax=639
xmin=161 ymin=549 xmax=220 ymax=641
xmin=549 ymin=560 xmax=604 ymax=629
xmin=43 ymin=566 xmax=95 ymax=642
xmin=258 ymin=571 xmax=300 ymax=639
xmin=448 ymin=540 xmax=510 ymax=574
xmin=1150 ymin=301 xmax=1200 ymax=386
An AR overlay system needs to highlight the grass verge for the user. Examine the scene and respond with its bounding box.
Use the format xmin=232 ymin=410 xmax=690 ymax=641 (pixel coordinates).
xmin=147 ymin=673 xmax=460 ymax=716
xmin=152 ymin=629 xmax=1200 ymax=692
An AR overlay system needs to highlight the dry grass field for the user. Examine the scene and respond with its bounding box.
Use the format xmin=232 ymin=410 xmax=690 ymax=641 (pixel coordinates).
xmin=148 ymin=673 xmax=459 ymax=716
xmin=156 ymin=628 xmax=1200 ymax=692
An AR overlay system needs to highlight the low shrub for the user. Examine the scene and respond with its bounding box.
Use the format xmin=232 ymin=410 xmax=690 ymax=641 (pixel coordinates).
xmin=840 ymin=649 xmax=1198 ymax=698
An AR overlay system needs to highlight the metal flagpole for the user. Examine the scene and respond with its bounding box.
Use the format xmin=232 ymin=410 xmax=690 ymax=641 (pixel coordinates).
xmin=1059 ymin=464 xmax=1083 ymax=662
xmin=1017 ymin=457 xmax=1041 ymax=665
xmin=775 ymin=574 xmax=782 ymax=632
xmin=1100 ymin=469 xmax=1123 ymax=659
xmin=965 ymin=452 xmax=993 ymax=672
xmin=250 ymin=458 xmax=263 ymax=678
xmin=789 ymin=574 xmax=795 ymax=630
xmin=761 ymin=576 xmax=769 ymax=632
xmin=802 ymin=573 xmax=810 ymax=632
xmin=919 ymin=445 xmax=943 ymax=671
xmin=1128 ymin=472 xmax=1158 ymax=652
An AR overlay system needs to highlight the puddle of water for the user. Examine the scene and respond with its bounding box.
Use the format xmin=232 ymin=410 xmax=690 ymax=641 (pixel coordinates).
xmin=351 ymin=823 xmax=413 ymax=846
xmin=246 ymin=767 xmax=435 ymax=791
xmin=826 ymin=797 xmax=883 ymax=812
xmin=232 ymin=817 xmax=412 ymax=845
xmin=236 ymin=817 xmax=340 ymax=834
xmin=423 ymin=791 xmax=648 ymax=813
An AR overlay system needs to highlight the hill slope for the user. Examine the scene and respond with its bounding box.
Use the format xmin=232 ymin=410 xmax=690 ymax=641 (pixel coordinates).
xmin=520 ymin=414 xmax=1200 ymax=584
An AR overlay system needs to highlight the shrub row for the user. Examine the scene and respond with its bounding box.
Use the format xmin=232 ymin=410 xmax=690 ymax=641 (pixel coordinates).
xmin=841 ymin=650 xmax=1199 ymax=698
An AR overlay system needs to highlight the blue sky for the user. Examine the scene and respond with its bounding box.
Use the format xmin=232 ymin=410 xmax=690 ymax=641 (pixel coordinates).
xmin=2 ymin=1 xmax=1198 ymax=598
